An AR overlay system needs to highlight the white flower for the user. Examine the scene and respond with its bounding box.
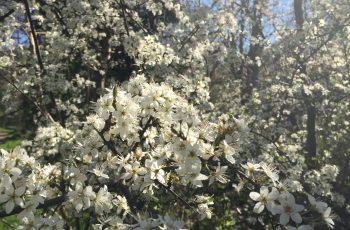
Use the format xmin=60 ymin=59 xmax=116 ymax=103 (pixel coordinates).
xmin=95 ymin=95 xmax=115 ymax=119
xmin=68 ymin=182 xmax=96 ymax=212
xmin=209 ymin=164 xmax=228 ymax=185
xmin=123 ymin=162 xmax=147 ymax=181
xmin=145 ymin=158 xmax=166 ymax=184
xmin=200 ymin=143 xmax=214 ymax=160
xmin=273 ymin=193 xmax=304 ymax=225
xmin=322 ymin=207 xmax=335 ymax=229
xmin=321 ymin=164 xmax=339 ymax=181
xmin=220 ymin=140 xmax=236 ymax=164
xmin=287 ymin=225 xmax=313 ymax=230
xmin=159 ymin=215 xmax=185 ymax=230
xmin=9 ymin=167 xmax=22 ymax=181
xmin=232 ymin=181 xmax=244 ymax=193
xmin=197 ymin=203 xmax=213 ymax=219
xmin=260 ymin=163 xmax=279 ymax=185
xmin=94 ymin=186 xmax=113 ymax=215
xmin=186 ymin=173 xmax=208 ymax=187
xmin=144 ymin=127 xmax=157 ymax=145
xmin=112 ymin=195 xmax=129 ymax=215
xmin=0 ymin=184 xmax=26 ymax=214
xmin=92 ymin=166 xmax=109 ymax=179
xmin=307 ymin=194 xmax=334 ymax=228
xmin=17 ymin=194 xmax=44 ymax=221
xmin=115 ymin=154 xmax=131 ymax=168
xmin=242 ymin=162 xmax=261 ymax=177
xmin=176 ymin=158 xmax=208 ymax=187
xmin=87 ymin=115 xmax=105 ymax=132
xmin=195 ymin=195 xmax=214 ymax=219
xmin=307 ymin=194 xmax=328 ymax=213
xmin=107 ymin=217 xmax=127 ymax=229
xmin=249 ymin=186 xmax=279 ymax=213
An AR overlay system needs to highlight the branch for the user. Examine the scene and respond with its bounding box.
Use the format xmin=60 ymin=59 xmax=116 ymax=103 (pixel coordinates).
xmin=23 ymin=0 xmax=58 ymax=122
xmin=155 ymin=180 xmax=197 ymax=212
xmin=0 ymin=108 xmax=23 ymax=121
xmin=0 ymin=195 xmax=66 ymax=218
xmin=250 ymin=130 xmax=295 ymax=165
xmin=120 ymin=0 xmax=130 ymax=36
xmin=171 ymin=125 xmax=186 ymax=140
xmin=36 ymin=0 xmax=70 ymax=36
xmin=0 ymin=73 xmax=54 ymax=122
xmin=179 ymin=25 xmax=200 ymax=51
xmin=24 ymin=0 xmax=44 ymax=71
xmin=219 ymin=156 xmax=260 ymax=190
xmin=130 ymin=116 xmax=153 ymax=152
xmin=0 ymin=9 xmax=14 ymax=22
xmin=94 ymin=126 xmax=120 ymax=156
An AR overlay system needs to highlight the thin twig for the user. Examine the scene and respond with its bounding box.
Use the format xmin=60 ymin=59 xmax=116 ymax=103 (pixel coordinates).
xmin=0 ymin=195 xmax=66 ymax=218
xmin=93 ymin=126 xmax=120 ymax=155
xmin=0 ymin=107 xmax=23 ymax=120
xmin=250 ymin=130 xmax=294 ymax=165
xmin=0 ymin=9 xmax=14 ymax=22
xmin=130 ymin=116 xmax=153 ymax=152
xmin=24 ymin=0 xmax=44 ymax=71
xmin=120 ymin=0 xmax=130 ymax=36
xmin=219 ymin=156 xmax=260 ymax=190
xmin=156 ymin=180 xmax=197 ymax=212
xmin=36 ymin=0 xmax=70 ymax=36
xmin=179 ymin=25 xmax=200 ymax=51
xmin=0 ymin=73 xmax=54 ymax=122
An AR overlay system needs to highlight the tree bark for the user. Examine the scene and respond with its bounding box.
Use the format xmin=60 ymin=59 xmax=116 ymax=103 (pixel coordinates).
xmin=241 ymin=0 xmax=262 ymax=104
xmin=294 ymin=0 xmax=317 ymax=167
xmin=306 ymin=103 xmax=316 ymax=166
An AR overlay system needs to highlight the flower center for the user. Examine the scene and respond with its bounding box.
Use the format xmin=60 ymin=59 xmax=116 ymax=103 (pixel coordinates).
xmin=284 ymin=205 xmax=292 ymax=214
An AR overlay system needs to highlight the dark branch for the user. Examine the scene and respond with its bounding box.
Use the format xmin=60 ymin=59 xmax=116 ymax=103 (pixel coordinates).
xmin=120 ymin=0 xmax=130 ymax=36
xmin=24 ymin=0 xmax=44 ymax=71
xmin=0 ymin=9 xmax=14 ymax=22
xmin=179 ymin=25 xmax=200 ymax=51
xmin=130 ymin=116 xmax=153 ymax=152
xmin=0 ymin=195 xmax=66 ymax=218
xmin=36 ymin=0 xmax=70 ymax=36
xmin=0 ymin=73 xmax=54 ymax=122
xmin=155 ymin=180 xmax=197 ymax=212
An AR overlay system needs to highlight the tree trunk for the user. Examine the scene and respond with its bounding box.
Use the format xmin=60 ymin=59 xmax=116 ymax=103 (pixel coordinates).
xmin=294 ymin=0 xmax=317 ymax=167
xmin=241 ymin=0 xmax=262 ymax=105
xmin=306 ymin=103 xmax=317 ymax=166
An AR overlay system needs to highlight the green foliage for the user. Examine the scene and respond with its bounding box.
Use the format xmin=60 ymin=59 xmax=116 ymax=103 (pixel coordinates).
xmin=0 ymin=126 xmax=21 ymax=150
xmin=0 ymin=215 xmax=18 ymax=229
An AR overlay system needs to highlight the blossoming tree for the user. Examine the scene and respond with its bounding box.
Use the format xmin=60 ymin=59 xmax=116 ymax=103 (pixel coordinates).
xmin=0 ymin=0 xmax=347 ymax=229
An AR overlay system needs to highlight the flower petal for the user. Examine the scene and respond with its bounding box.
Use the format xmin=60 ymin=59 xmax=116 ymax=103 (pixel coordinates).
xmin=253 ymin=202 xmax=265 ymax=213
xmin=267 ymin=202 xmax=280 ymax=215
xmin=295 ymin=204 xmax=304 ymax=212
xmin=291 ymin=212 xmax=302 ymax=224
xmin=268 ymin=188 xmax=279 ymax=200
xmin=324 ymin=207 xmax=331 ymax=217
xmin=15 ymin=186 xmax=26 ymax=196
xmin=280 ymin=213 xmax=290 ymax=225
xmin=260 ymin=186 xmax=268 ymax=195
xmin=0 ymin=194 xmax=9 ymax=203
xmin=5 ymin=200 xmax=14 ymax=214
xmin=10 ymin=168 xmax=22 ymax=178
xmin=286 ymin=193 xmax=295 ymax=204
xmin=249 ymin=192 xmax=260 ymax=201
xmin=195 ymin=173 xmax=208 ymax=181
xmin=307 ymin=194 xmax=316 ymax=205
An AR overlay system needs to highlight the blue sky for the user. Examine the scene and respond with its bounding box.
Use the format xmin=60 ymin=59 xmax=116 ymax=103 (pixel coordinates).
xmin=5 ymin=0 xmax=294 ymax=48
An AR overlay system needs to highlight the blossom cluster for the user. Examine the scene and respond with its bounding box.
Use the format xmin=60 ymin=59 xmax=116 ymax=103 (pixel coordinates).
xmin=0 ymin=76 xmax=335 ymax=229
xmin=0 ymin=0 xmax=348 ymax=228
